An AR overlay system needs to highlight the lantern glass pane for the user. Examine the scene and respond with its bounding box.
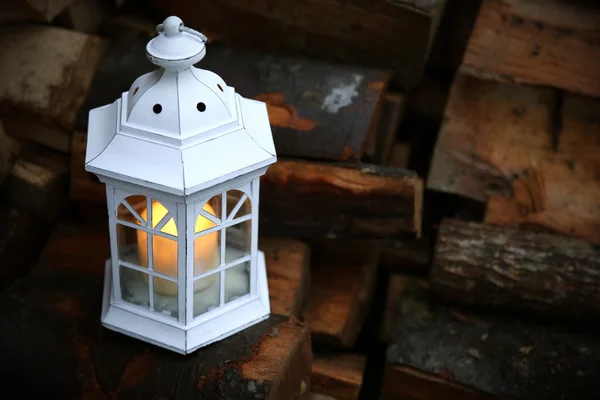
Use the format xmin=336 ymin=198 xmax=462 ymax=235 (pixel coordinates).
xmin=151 ymin=234 xmax=178 ymax=279
xmin=117 ymin=224 xmax=147 ymax=268
xmin=193 ymin=272 xmax=220 ymax=317
xmin=225 ymin=220 xmax=251 ymax=263
xmin=150 ymin=200 xmax=177 ymax=233
xmin=117 ymin=195 xmax=146 ymax=225
xmin=197 ymin=195 xmax=222 ymax=230
xmin=153 ymin=277 xmax=178 ymax=318
xmin=226 ymin=190 xmax=250 ymax=220
xmin=193 ymin=230 xmax=220 ymax=276
xmin=225 ymin=261 xmax=250 ymax=303
xmin=120 ymin=266 xmax=149 ymax=308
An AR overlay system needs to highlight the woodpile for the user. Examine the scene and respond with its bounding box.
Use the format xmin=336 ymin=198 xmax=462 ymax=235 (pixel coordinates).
xmin=1 ymin=0 xmax=600 ymax=398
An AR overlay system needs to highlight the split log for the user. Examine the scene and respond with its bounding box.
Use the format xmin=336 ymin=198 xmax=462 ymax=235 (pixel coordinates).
xmin=303 ymin=240 xmax=379 ymax=348
xmin=430 ymin=219 xmax=600 ymax=322
xmin=0 ymin=206 xmax=50 ymax=289
xmin=462 ymin=0 xmax=600 ymax=98
xmin=372 ymin=93 xmax=406 ymax=165
xmin=151 ymin=0 xmax=447 ymax=88
xmin=0 ymin=25 xmax=107 ymax=152
xmin=311 ymin=354 xmax=365 ymax=400
xmin=1 ymin=143 xmax=69 ymax=222
xmin=260 ymin=237 xmax=311 ymax=317
xmin=37 ymin=223 xmax=312 ymax=319
xmin=382 ymin=276 xmax=600 ymax=400
xmin=0 ymin=267 xmax=311 ymax=399
xmin=55 ymin=0 xmax=113 ymax=34
xmin=71 ymin=132 xmax=424 ymax=239
xmin=0 ymin=0 xmax=74 ymax=23
xmin=427 ymin=73 xmax=600 ymax=244
xmin=79 ymin=31 xmax=391 ymax=161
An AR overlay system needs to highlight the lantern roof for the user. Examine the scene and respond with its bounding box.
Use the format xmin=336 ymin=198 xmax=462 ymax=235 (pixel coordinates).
xmin=85 ymin=17 xmax=276 ymax=196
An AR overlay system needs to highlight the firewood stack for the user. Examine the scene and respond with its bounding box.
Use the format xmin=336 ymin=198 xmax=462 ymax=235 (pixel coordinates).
xmin=1 ymin=0 xmax=599 ymax=399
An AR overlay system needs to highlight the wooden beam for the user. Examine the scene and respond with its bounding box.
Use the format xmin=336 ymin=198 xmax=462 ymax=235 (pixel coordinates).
xmin=0 ymin=25 xmax=107 ymax=136
xmin=462 ymin=0 xmax=600 ymax=98
xmin=428 ymin=73 xmax=600 ymax=244
xmin=382 ymin=275 xmax=600 ymax=399
xmin=1 ymin=143 xmax=69 ymax=222
xmin=150 ymin=0 xmax=447 ymax=88
xmin=79 ymin=31 xmax=391 ymax=161
xmin=431 ymin=219 xmax=600 ymax=322
xmin=303 ymin=240 xmax=379 ymax=348
xmin=71 ymin=132 xmax=424 ymax=239
xmin=0 ymin=268 xmax=312 ymax=399
xmin=311 ymin=354 xmax=366 ymax=400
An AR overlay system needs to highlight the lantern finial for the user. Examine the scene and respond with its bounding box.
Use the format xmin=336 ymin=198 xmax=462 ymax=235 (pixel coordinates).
xmin=147 ymin=16 xmax=207 ymax=70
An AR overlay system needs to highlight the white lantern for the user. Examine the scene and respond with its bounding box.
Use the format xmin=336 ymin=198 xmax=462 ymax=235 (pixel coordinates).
xmin=85 ymin=16 xmax=276 ymax=354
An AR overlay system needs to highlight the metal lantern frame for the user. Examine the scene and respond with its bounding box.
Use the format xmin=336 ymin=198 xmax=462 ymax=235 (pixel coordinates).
xmin=85 ymin=16 xmax=276 ymax=354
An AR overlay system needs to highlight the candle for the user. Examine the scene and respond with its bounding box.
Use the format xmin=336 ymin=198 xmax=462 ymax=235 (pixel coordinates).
xmin=137 ymin=200 xmax=219 ymax=295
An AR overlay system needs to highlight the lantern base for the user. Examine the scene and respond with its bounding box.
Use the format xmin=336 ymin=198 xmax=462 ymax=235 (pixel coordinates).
xmin=100 ymin=252 xmax=271 ymax=354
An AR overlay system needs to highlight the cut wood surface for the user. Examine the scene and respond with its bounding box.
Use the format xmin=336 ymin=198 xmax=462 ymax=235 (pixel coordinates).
xmin=37 ymin=223 xmax=311 ymax=319
xmin=151 ymin=0 xmax=446 ymax=88
xmin=462 ymin=0 xmax=600 ymax=98
xmin=1 ymin=143 xmax=69 ymax=222
xmin=71 ymin=132 xmax=424 ymax=239
xmin=79 ymin=31 xmax=391 ymax=161
xmin=0 ymin=25 xmax=107 ymax=133
xmin=431 ymin=219 xmax=600 ymax=322
xmin=0 ymin=206 xmax=50 ymax=289
xmin=261 ymin=159 xmax=423 ymax=239
xmin=382 ymin=276 xmax=600 ymax=400
xmin=303 ymin=240 xmax=379 ymax=348
xmin=428 ymin=74 xmax=600 ymax=244
xmin=311 ymin=354 xmax=365 ymax=400
xmin=0 ymin=267 xmax=311 ymax=399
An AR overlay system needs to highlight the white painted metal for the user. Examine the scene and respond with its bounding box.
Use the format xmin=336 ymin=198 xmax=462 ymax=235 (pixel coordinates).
xmin=87 ymin=16 xmax=276 ymax=354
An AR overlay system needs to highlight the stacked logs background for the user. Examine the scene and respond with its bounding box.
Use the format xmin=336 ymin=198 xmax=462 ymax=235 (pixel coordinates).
xmin=0 ymin=0 xmax=599 ymax=399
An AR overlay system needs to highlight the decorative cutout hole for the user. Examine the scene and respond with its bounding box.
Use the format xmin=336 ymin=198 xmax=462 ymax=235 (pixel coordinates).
xmin=217 ymin=83 xmax=223 ymax=92
xmin=133 ymin=87 xmax=139 ymax=95
xmin=153 ymin=104 xmax=162 ymax=114
xmin=197 ymin=102 xmax=206 ymax=112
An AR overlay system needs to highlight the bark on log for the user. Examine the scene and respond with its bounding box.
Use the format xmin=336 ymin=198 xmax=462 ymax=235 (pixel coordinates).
xmin=150 ymin=0 xmax=446 ymax=88
xmin=311 ymin=354 xmax=365 ymax=400
xmin=427 ymin=73 xmax=600 ymax=244
xmin=462 ymin=0 xmax=600 ymax=98
xmin=71 ymin=131 xmax=423 ymax=239
xmin=303 ymin=240 xmax=379 ymax=347
xmin=0 ymin=25 xmax=107 ymax=134
xmin=382 ymin=275 xmax=600 ymax=400
xmin=431 ymin=219 xmax=600 ymax=322
xmin=1 ymin=143 xmax=69 ymax=222
xmin=79 ymin=31 xmax=391 ymax=161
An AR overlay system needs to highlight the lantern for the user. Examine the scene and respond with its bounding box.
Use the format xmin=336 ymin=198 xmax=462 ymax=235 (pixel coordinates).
xmin=85 ymin=16 xmax=276 ymax=354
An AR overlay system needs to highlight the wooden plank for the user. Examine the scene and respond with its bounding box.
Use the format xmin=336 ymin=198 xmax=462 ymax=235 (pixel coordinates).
xmin=79 ymin=31 xmax=391 ymax=161
xmin=37 ymin=223 xmax=311 ymax=319
xmin=372 ymin=93 xmax=406 ymax=164
xmin=382 ymin=276 xmax=600 ymax=400
xmin=0 ymin=267 xmax=311 ymax=399
xmin=261 ymin=160 xmax=423 ymax=239
xmin=1 ymin=143 xmax=69 ymax=222
xmin=0 ymin=25 xmax=107 ymax=134
xmin=151 ymin=0 xmax=447 ymax=88
xmin=0 ymin=206 xmax=50 ymax=289
xmin=428 ymin=74 xmax=600 ymax=244
xmin=431 ymin=218 xmax=600 ymax=322
xmin=0 ymin=0 xmax=74 ymax=23
xmin=71 ymin=132 xmax=424 ymax=239
xmin=311 ymin=354 xmax=366 ymax=400
xmin=303 ymin=241 xmax=379 ymax=348
xmin=462 ymin=0 xmax=600 ymax=98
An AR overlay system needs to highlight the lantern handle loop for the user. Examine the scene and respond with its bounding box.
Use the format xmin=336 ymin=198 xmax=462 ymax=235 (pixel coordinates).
xmin=156 ymin=22 xmax=207 ymax=43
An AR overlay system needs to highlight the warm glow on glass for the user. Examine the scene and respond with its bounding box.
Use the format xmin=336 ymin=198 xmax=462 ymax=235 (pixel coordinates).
xmin=137 ymin=201 xmax=219 ymax=295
